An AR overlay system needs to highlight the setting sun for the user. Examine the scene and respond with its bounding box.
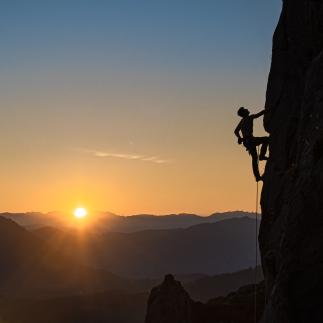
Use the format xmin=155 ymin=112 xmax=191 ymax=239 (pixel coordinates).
xmin=74 ymin=207 xmax=88 ymax=219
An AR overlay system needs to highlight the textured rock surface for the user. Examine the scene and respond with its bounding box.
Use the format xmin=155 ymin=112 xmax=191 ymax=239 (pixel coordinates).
xmin=260 ymin=0 xmax=323 ymax=322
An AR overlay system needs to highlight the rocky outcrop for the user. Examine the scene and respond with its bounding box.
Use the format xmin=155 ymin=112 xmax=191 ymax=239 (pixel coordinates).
xmin=145 ymin=274 xmax=265 ymax=323
xmin=260 ymin=0 xmax=323 ymax=322
xmin=145 ymin=274 xmax=194 ymax=323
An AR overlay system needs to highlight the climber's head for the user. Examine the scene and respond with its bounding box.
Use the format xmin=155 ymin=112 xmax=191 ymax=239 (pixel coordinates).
xmin=237 ymin=107 xmax=250 ymax=118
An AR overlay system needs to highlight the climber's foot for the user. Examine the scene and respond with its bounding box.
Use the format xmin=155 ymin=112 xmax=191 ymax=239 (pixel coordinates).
xmin=259 ymin=155 xmax=269 ymax=161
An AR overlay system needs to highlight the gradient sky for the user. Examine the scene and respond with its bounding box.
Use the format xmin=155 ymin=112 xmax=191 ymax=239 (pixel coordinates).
xmin=0 ymin=0 xmax=282 ymax=215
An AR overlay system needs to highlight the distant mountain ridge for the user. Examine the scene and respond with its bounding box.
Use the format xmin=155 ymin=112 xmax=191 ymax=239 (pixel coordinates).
xmin=35 ymin=217 xmax=260 ymax=278
xmin=1 ymin=210 xmax=257 ymax=232
xmin=185 ymin=266 xmax=263 ymax=302
xmin=0 ymin=215 xmax=260 ymax=280
xmin=0 ymin=217 xmax=134 ymax=298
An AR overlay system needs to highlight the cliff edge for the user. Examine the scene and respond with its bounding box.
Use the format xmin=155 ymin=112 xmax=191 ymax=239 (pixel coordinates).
xmin=261 ymin=0 xmax=323 ymax=322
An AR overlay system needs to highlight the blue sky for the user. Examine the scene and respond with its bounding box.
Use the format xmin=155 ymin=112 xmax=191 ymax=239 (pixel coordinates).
xmin=1 ymin=0 xmax=281 ymax=72
xmin=0 ymin=0 xmax=282 ymax=214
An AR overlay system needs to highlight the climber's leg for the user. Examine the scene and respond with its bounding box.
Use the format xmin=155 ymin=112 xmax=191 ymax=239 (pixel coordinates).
xmin=250 ymin=147 xmax=262 ymax=181
xmin=259 ymin=137 xmax=269 ymax=160
xmin=254 ymin=137 xmax=269 ymax=160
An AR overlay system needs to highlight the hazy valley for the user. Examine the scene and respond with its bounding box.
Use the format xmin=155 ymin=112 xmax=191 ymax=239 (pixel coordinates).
xmin=0 ymin=213 xmax=261 ymax=322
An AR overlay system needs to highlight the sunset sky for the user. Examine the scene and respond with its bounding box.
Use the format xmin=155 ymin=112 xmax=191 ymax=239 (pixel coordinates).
xmin=0 ymin=0 xmax=281 ymax=215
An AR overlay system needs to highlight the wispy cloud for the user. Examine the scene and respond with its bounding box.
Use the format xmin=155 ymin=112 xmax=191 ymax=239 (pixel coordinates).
xmin=78 ymin=148 xmax=171 ymax=164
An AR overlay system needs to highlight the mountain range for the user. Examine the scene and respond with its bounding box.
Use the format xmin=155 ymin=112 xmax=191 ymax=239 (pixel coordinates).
xmin=34 ymin=216 xmax=260 ymax=278
xmin=1 ymin=210 xmax=257 ymax=232
xmin=0 ymin=214 xmax=260 ymax=290
xmin=0 ymin=215 xmax=262 ymax=322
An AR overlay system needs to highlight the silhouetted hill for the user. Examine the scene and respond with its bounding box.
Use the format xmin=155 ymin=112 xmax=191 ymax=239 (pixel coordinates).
xmin=145 ymin=275 xmax=265 ymax=323
xmin=0 ymin=217 xmax=150 ymax=298
xmin=106 ymin=211 xmax=256 ymax=232
xmin=0 ymin=217 xmax=41 ymax=276
xmin=35 ymin=217 xmax=260 ymax=278
xmin=1 ymin=211 xmax=257 ymax=232
xmin=0 ymin=273 xmax=265 ymax=323
xmin=185 ymin=266 xmax=263 ymax=302
xmin=0 ymin=216 xmax=261 ymax=296
xmin=0 ymin=215 xmax=261 ymax=295
xmin=0 ymin=291 xmax=149 ymax=323
xmin=0 ymin=216 xmax=266 ymax=323
xmin=0 ymin=212 xmax=65 ymax=228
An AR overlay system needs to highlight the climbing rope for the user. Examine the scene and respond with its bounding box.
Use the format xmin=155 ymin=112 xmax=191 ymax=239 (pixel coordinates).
xmin=254 ymin=146 xmax=260 ymax=323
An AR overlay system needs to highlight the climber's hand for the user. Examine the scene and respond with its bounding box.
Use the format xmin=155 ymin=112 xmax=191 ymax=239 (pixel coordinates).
xmin=238 ymin=138 xmax=243 ymax=145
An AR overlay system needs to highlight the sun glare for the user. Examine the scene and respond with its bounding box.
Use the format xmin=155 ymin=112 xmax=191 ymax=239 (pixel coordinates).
xmin=74 ymin=207 xmax=88 ymax=219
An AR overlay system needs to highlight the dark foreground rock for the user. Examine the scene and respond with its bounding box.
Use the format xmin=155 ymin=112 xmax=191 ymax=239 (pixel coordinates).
xmin=261 ymin=0 xmax=323 ymax=322
xmin=145 ymin=275 xmax=264 ymax=323
xmin=145 ymin=275 xmax=194 ymax=323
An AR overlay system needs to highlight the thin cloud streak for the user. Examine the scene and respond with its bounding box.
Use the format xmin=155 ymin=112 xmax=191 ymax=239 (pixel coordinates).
xmin=78 ymin=148 xmax=171 ymax=164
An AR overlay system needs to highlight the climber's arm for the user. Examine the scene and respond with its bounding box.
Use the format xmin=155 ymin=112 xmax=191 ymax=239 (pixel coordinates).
xmin=234 ymin=122 xmax=243 ymax=144
xmin=252 ymin=109 xmax=266 ymax=119
xmin=234 ymin=122 xmax=241 ymax=138
xmin=252 ymin=108 xmax=272 ymax=119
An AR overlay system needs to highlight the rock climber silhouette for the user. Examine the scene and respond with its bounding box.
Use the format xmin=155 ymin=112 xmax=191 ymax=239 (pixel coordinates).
xmin=234 ymin=107 xmax=269 ymax=182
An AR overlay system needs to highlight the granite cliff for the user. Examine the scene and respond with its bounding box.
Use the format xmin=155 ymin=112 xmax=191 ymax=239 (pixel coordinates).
xmin=260 ymin=0 xmax=323 ymax=322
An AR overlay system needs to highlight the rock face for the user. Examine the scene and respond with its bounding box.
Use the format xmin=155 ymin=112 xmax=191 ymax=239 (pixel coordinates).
xmin=145 ymin=274 xmax=194 ymax=323
xmin=260 ymin=0 xmax=323 ymax=322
